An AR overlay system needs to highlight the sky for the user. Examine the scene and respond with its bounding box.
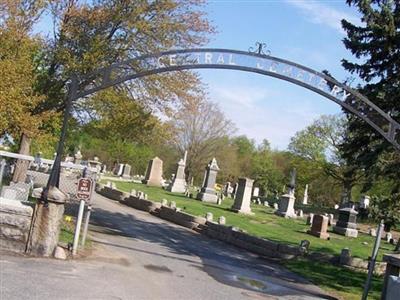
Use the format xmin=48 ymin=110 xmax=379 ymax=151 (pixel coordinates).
xmin=33 ymin=0 xmax=363 ymax=150
xmin=198 ymin=0 xmax=362 ymax=149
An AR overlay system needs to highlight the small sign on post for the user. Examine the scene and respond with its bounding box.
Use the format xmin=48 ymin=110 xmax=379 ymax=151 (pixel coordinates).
xmin=77 ymin=178 xmax=93 ymax=203
xmin=73 ymin=177 xmax=94 ymax=256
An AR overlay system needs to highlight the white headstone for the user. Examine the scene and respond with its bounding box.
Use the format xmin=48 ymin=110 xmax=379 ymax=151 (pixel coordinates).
xmin=359 ymin=195 xmax=370 ymax=209
xmin=218 ymin=216 xmax=226 ymax=225
xmin=302 ymin=184 xmax=309 ymax=205
xmin=206 ymin=212 xmax=213 ymax=222
xmin=386 ymin=233 xmax=393 ymax=243
xmin=253 ymin=187 xmax=259 ymax=197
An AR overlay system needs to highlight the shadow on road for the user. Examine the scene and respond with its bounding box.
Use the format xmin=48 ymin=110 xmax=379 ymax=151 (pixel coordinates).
xmin=87 ymin=197 xmax=337 ymax=300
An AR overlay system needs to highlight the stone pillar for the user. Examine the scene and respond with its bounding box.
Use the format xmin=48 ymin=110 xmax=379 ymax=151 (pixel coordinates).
xmin=27 ymin=187 xmax=66 ymax=257
xmin=168 ymin=159 xmax=186 ymax=193
xmin=196 ymin=158 xmax=219 ymax=203
xmin=143 ymin=157 xmax=163 ymax=187
xmin=231 ymin=177 xmax=254 ymax=214
xmin=333 ymin=207 xmax=358 ymax=237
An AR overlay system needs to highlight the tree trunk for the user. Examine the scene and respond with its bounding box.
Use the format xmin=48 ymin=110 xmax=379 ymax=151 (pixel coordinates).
xmin=12 ymin=133 xmax=31 ymax=183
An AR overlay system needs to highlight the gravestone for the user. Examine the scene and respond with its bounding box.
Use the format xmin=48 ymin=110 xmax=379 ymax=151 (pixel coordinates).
xmin=306 ymin=213 xmax=314 ymax=225
xmin=161 ymin=199 xmax=168 ymax=206
xmin=143 ymin=157 xmax=163 ymax=187
xmin=74 ymin=150 xmax=82 ymax=164
xmin=359 ymin=195 xmax=370 ymax=209
xmin=299 ymin=240 xmax=310 ymax=254
xmin=223 ymin=182 xmax=233 ymax=197
xmin=275 ymin=169 xmax=297 ymax=218
xmin=253 ymin=187 xmax=259 ymax=197
xmin=333 ymin=207 xmax=358 ymax=237
xmin=273 ymin=203 xmax=278 ymax=210
xmin=302 ymin=184 xmax=309 ymax=205
xmin=307 ymin=215 xmax=330 ymax=239
xmin=297 ymin=209 xmax=304 ymax=218
xmin=130 ymin=189 xmax=136 ymax=196
xmin=232 ymin=183 xmax=238 ymax=199
xmin=275 ymin=193 xmax=296 ymax=218
xmin=205 ymin=212 xmax=213 ymax=222
xmin=386 ymin=233 xmax=393 ymax=243
xmin=197 ymin=158 xmax=219 ymax=203
xmin=231 ymin=177 xmax=254 ymax=214
xmin=170 ymin=201 xmax=176 ymax=209
xmin=117 ymin=164 xmax=124 ymax=176
xmin=369 ymin=228 xmax=377 ymax=237
xmin=168 ymin=158 xmax=186 ymax=193
xmin=218 ymin=216 xmax=226 ymax=225
xmin=328 ymin=214 xmax=334 ymax=225
xmin=122 ymin=164 xmax=132 ymax=179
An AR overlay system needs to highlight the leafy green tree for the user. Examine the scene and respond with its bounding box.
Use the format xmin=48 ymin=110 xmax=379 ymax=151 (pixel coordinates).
xmin=369 ymin=193 xmax=400 ymax=232
xmin=0 ymin=0 xmax=60 ymax=181
xmin=289 ymin=115 xmax=362 ymax=202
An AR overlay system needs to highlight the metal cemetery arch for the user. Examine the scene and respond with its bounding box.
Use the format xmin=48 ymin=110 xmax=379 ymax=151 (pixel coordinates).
xmin=44 ymin=48 xmax=400 ymax=201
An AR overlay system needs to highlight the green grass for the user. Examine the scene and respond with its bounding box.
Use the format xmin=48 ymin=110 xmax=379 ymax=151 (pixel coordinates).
xmin=284 ymin=259 xmax=383 ymax=300
xmin=59 ymin=217 xmax=92 ymax=248
xmin=59 ymin=219 xmax=75 ymax=245
xmin=105 ymin=180 xmax=395 ymax=261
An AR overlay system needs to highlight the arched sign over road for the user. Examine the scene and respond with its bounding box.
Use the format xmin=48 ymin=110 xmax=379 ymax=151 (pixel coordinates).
xmin=71 ymin=48 xmax=399 ymax=151
xmin=44 ymin=48 xmax=400 ymax=201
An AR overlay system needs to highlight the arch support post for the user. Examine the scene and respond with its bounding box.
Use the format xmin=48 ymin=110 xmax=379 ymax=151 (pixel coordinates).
xmin=26 ymin=76 xmax=78 ymax=257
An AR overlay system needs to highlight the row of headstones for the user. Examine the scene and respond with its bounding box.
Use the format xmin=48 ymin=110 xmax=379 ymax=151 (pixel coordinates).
xmin=306 ymin=208 xmax=359 ymax=240
xmin=105 ymin=181 xmax=150 ymax=200
xmin=112 ymin=163 xmax=132 ymax=178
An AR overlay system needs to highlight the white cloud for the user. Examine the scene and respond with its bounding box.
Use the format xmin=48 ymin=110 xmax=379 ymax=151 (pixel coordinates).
xmin=210 ymin=84 xmax=332 ymax=149
xmin=285 ymin=0 xmax=360 ymax=34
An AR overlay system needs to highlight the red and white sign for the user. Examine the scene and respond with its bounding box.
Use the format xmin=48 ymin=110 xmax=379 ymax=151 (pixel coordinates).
xmin=77 ymin=178 xmax=93 ymax=202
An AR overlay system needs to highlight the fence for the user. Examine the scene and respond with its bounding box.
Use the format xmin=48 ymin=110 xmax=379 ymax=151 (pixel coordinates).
xmin=0 ymin=150 xmax=97 ymax=202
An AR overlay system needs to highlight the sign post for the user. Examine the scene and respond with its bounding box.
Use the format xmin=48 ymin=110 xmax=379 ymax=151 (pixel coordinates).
xmin=72 ymin=177 xmax=93 ymax=256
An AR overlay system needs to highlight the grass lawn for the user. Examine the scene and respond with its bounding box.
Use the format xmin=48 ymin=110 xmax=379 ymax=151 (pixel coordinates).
xmin=284 ymin=259 xmax=383 ymax=300
xmin=59 ymin=216 xmax=91 ymax=248
xmin=104 ymin=180 xmax=395 ymax=261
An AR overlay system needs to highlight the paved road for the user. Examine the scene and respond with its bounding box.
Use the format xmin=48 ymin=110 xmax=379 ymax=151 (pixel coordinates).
xmin=1 ymin=193 xmax=335 ymax=300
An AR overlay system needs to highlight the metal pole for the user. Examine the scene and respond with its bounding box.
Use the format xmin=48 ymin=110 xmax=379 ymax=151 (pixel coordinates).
xmin=0 ymin=158 xmax=6 ymax=187
xmin=72 ymin=199 xmax=85 ymax=256
xmin=362 ymin=220 xmax=384 ymax=300
xmin=42 ymin=76 xmax=78 ymax=202
xmin=80 ymin=205 xmax=91 ymax=247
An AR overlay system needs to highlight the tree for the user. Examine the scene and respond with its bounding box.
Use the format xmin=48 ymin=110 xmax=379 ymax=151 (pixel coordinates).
xmin=369 ymin=193 xmax=400 ymax=232
xmin=2 ymin=0 xmax=215 ymax=181
xmin=289 ymin=114 xmax=362 ymax=202
xmin=0 ymin=0 xmax=60 ymax=182
xmin=168 ymin=97 xmax=236 ymax=184
xmin=341 ymin=0 xmax=400 ymax=196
